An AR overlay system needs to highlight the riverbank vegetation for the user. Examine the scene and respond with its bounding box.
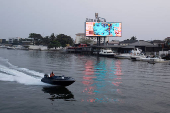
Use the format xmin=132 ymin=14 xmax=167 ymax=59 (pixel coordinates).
xmin=28 ymin=33 xmax=74 ymax=48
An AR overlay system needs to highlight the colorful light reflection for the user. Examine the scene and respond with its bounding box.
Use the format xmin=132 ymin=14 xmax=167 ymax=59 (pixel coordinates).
xmin=82 ymin=59 xmax=123 ymax=103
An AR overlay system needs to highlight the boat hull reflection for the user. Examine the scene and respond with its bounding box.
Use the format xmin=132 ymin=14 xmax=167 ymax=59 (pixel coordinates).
xmin=42 ymin=86 xmax=75 ymax=101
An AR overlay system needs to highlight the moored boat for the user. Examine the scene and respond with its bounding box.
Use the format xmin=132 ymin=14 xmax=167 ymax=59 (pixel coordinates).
xmin=131 ymin=53 xmax=146 ymax=61
xmin=114 ymin=53 xmax=132 ymax=59
xmin=7 ymin=46 xmax=15 ymax=50
xmin=99 ymin=48 xmax=116 ymax=57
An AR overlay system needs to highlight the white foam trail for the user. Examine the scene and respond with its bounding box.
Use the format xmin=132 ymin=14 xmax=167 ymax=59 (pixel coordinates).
xmin=17 ymin=68 xmax=44 ymax=77
xmin=0 ymin=57 xmax=44 ymax=77
xmin=0 ymin=57 xmax=48 ymax=86
xmin=0 ymin=73 xmax=15 ymax=82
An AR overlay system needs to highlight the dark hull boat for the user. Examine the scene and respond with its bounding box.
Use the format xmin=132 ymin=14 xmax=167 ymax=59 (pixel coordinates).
xmin=41 ymin=74 xmax=75 ymax=86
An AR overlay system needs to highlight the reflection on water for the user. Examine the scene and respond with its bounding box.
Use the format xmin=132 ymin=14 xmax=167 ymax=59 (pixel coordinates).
xmin=82 ymin=57 xmax=123 ymax=103
xmin=42 ymin=86 xmax=75 ymax=101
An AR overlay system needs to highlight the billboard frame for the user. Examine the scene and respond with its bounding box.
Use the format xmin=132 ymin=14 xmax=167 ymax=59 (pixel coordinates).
xmin=85 ymin=22 xmax=122 ymax=37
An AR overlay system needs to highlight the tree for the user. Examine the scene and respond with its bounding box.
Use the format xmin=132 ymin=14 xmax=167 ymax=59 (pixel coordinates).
xmin=164 ymin=37 xmax=170 ymax=49
xmin=49 ymin=33 xmax=56 ymax=41
xmin=28 ymin=33 xmax=43 ymax=45
xmin=42 ymin=36 xmax=50 ymax=46
xmin=56 ymin=34 xmax=74 ymax=47
xmin=79 ymin=38 xmax=93 ymax=44
xmin=48 ymin=40 xmax=61 ymax=49
xmin=130 ymin=36 xmax=137 ymax=40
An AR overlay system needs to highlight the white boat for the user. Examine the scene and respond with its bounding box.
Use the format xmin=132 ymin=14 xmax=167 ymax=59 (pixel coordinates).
xmin=14 ymin=45 xmax=23 ymax=50
xmin=0 ymin=45 xmax=7 ymax=48
xmin=130 ymin=48 xmax=146 ymax=61
xmin=131 ymin=53 xmax=146 ymax=61
xmin=99 ymin=48 xmax=116 ymax=57
xmin=114 ymin=53 xmax=132 ymax=59
xmin=116 ymin=48 xmax=143 ymax=59
xmin=153 ymin=58 xmax=169 ymax=63
xmin=7 ymin=46 xmax=15 ymax=50
xmin=141 ymin=56 xmax=159 ymax=62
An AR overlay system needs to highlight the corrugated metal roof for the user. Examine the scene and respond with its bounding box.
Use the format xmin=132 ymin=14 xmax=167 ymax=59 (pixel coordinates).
xmin=129 ymin=41 xmax=153 ymax=46
xmin=119 ymin=40 xmax=138 ymax=44
xmin=121 ymin=46 xmax=135 ymax=48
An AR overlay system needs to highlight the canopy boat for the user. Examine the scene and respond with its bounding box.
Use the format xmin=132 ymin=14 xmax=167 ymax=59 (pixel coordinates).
xmin=131 ymin=53 xmax=146 ymax=61
xmin=115 ymin=48 xmax=142 ymax=59
xmin=130 ymin=48 xmax=146 ymax=61
xmin=41 ymin=74 xmax=75 ymax=86
xmin=99 ymin=48 xmax=116 ymax=57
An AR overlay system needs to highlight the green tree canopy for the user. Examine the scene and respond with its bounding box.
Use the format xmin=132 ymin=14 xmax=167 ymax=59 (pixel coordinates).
xmin=28 ymin=33 xmax=43 ymax=39
xmin=79 ymin=38 xmax=93 ymax=45
xmin=28 ymin=33 xmax=43 ymax=45
xmin=130 ymin=36 xmax=137 ymax=40
xmin=56 ymin=34 xmax=74 ymax=47
xmin=41 ymin=36 xmax=50 ymax=46
xmin=164 ymin=37 xmax=170 ymax=48
xmin=49 ymin=33 xmax=56 ymax=41
xmin=48 ymin=40 xmax=61 ymax=49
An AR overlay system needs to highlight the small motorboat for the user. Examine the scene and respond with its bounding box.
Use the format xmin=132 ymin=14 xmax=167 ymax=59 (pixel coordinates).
xmin=41 ymin=74 xmax=75 ymax=86
xmin=99 ymin=48 xmax=116 ymax=57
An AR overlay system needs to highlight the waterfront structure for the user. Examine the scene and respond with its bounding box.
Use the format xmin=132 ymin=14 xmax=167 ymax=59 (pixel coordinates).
xmin=150 ymin=40 xmax=165 ymax=46
xmin=109 ymin=40 xmax=120 ymax=45
xmin=75 ymin=33 xmax=109 ymax=45
xmin=68 ymin=40 xmax=163 ymax=55
xmin=129 ymin=40 xmax=162 ymax=53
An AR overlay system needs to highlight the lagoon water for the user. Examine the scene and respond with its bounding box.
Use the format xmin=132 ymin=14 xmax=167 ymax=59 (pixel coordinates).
xmin=0 ymin=48 xmax=170 ymax=113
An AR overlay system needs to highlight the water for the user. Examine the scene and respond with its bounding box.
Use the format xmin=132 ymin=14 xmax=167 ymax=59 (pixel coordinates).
xmin=0 ymin=49 xmax=170 ymax=113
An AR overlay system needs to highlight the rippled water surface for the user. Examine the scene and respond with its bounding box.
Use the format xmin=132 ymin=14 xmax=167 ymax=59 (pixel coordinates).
xmin=0 ymin=49 xmax=170 ymax=113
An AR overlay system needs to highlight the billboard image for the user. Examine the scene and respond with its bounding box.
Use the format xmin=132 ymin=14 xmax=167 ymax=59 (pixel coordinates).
xmin=86 ymin=22 xmax=122 ymax=37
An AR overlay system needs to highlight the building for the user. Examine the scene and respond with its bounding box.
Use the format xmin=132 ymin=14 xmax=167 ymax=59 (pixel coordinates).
xmin=150 ymin=40 xmax=165 ymax=46
xmin=75 ymin=33 xmax=109 ymax=45
xmin=0 ymin=39 xmax=6 ymax=44
xmin=108 ymin=40 xmax=120 ymax=45
xmin=8 ymin=37 xmax=21 ymax=44
xmin=127 ymin=40 xmax=162 ymax=53
xmin=108 ymin=40 xmax=162 ymax=54
xmin=75 ymin=33 xmax=86 ymax=44
xmin=20 ymin=38 xmax=33 ymax=45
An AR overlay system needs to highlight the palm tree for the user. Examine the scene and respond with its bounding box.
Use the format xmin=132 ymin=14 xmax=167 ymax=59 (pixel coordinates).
xmin=130 ymin=36 xmax=137 ymax=40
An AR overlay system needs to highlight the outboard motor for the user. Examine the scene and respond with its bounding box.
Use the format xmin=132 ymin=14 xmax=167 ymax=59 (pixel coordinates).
xmin=44 ymin=74 xmax=49 ymax=78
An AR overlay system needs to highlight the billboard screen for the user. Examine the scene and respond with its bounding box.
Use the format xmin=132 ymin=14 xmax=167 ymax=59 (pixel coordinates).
xmin=86 ymin=22 xmax=122 ymax=37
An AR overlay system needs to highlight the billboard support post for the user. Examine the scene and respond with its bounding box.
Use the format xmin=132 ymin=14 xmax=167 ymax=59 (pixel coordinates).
xmin=97 ymin=37 xmax=98 ymax=46
xmin=104 ymin=37 xmax=106 ymax=46
xmin=99 ymin=37 xmax=101 ymax=46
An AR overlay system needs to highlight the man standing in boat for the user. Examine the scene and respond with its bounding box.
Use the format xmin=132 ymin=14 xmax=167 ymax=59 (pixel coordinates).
xmin=50 ymin=72 xmax=55 ymax=77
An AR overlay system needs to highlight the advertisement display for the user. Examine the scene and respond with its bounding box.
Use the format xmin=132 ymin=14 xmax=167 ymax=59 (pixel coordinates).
xmin=86 ymin=22 xmax=121 ymax=37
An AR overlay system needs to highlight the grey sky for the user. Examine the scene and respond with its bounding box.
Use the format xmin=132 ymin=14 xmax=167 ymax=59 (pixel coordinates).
xmin=0 ymin=0 xmax=170 ymax=41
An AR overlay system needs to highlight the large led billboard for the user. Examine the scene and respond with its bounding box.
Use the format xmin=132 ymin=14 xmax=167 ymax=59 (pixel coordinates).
xmin=86 ymin=22 xmax=122 ymax=37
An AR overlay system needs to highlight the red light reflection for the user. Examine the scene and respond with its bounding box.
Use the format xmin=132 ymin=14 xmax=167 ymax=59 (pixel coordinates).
xmin=82 ymin=87 xmax=95 ymax=95
xmin=112 ymin=82 xmax=122 ymax=86
xmin=114 ymin=60 xmax=122 ymax=76
xmin=84 ymin=60 xmax=94 ymax=75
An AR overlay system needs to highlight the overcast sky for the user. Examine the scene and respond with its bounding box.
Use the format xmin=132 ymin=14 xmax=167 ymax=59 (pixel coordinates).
xmin=0 ymin=0 xmax=170 ymax=41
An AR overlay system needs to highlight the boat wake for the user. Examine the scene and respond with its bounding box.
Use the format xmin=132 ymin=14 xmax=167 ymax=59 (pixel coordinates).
xmin=0 ymin=57 xmax=47 ymax=85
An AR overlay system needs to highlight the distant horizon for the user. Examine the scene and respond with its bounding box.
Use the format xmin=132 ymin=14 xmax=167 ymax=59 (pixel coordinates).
xmin=1 ymin=36 xmax=167 ymax=42
xmin=1 ymin=0 xmax=170 ymax=41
